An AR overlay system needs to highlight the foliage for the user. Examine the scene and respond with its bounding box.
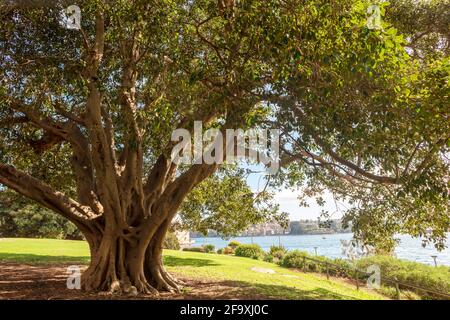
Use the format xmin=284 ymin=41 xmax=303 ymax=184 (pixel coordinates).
xmin=356 ymin=255 xmax=450 ymax=299
xmin=282 ymin=250 xmax=450 ymax=299
xmin=377 ymin=286 xmax=419 ymax=300
xmin=202 ymin=244 xmax=215 ymax=253
xmin=163 ymin=232 xmax=180 ymax=251
xmin=281 ymin=250 xmax=353 ymax=277
xmin=0 ymin=0 xmax=448 ymax=288
xmin=180 ymin=168 xmax=287 ymax=237
xmin=267 ymin=0 xmax=450 ymax=252
xmin=281 ymin=250 xmax=310 ymax=268
xmin=182 ymin=247 xmax=205 ymax=253
xmin=223 ymin=247 xmax=234 ymax=255
xmin=227 ymin=240 xmax=241 ymax=249
xmin=269 ymin=245 xmax=288 ymax=262
xmin=0 ymin=192 xmax=82 ymax=239
xmin=234 ymin=244 xmax=265 ymax=260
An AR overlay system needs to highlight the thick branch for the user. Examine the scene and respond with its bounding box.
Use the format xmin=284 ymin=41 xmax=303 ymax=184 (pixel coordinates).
xmin=0 ymin=163 xmax=99 ymax=224
xmin=291 ymin=106 xmax=400 ymax=184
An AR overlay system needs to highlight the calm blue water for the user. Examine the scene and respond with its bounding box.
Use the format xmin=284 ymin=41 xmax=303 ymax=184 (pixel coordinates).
xmin=192 ymin=233 xmax=450 ymax=266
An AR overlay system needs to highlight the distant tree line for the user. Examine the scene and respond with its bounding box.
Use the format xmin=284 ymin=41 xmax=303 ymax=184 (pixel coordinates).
xmin=0 ymin=191 xmax=82 ymax=239
xmin=289 ymin=219 xmax=351 ymax=235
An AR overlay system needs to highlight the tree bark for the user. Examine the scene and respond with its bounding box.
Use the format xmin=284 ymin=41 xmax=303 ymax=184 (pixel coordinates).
xmin=81 ymin=221 xmax=179 ymax=295
xmin=0 ymin=8 xmax=228 ymax=296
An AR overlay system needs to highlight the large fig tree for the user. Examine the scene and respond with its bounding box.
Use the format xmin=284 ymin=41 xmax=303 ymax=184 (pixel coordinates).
xmin=0 ymin=0 xmax=448 ymax=294
xmin=0 ymin=0 xmax=268 ymax=293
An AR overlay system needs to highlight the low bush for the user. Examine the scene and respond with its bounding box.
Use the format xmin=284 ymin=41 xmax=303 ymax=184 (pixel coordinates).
xmin=331 ymin=258 xmax=353 ymax=277
xmin=235 ymin=244 xmax=265 ymax=260
xmin=269 ymin=245 xmax=288 ymax=262
xmin=280 ymin=250 xmax=308 ymax=268
xmin=281 ymin=251 xmax=450 ymax=299
xmin=356 ymin=255 xmax=450 ymax=299
xmin=223 ymin=247 xmax=234 ymax=255
xmin=0 ymin=203 xmax=82 ymax=239
xmin=228 ymin=240 xmax=241 ymax=249
xmin=281 ymin=250 xmax=352 ymax=277
xmin=217 ymin=248 xmax=224 ymax=254
xmin=203 ymin=244 xmax=215 ymax=253
xmin=182 ymin=246 xmax=205 ymax=253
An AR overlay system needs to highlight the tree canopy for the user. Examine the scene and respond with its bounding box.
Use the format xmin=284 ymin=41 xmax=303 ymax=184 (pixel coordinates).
xmin=0 ymin=0 xmax=448 ymax=293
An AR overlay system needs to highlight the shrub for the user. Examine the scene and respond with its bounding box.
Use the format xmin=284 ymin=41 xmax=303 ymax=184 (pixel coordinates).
xmin=281 ymin=250 xmax=308 ymax=268
xmin=217 ymin=248 xmax=224 ymax=254
xmin=280 ymin=251 xmax=450 ymax=300
xmin=235 ymin=244 xmax=264 ymax=260
xmin=203 ymin=244 xmax=215 ymax=253
xmin=228 ymin=240 xmax=241 ymax=249
xmin=269 ymin=245 xmax=287 ymax=262
xmin=163 ymin=232 xmax=180 ymax=250
xmin=182 ymin=246 xmax=205 ymax=253
xmin=331 ymin=258 xmax=353 ymax=277
xmin=281 ymin=250 xmax=351 ymax=276
xmin=223 ymin=247 xmax=234 ymax=255
xmin=264 ymin=254 xmax=274 ymax=263
xmin=282 ymin=252 xmax=450 ymax=299
xmin=356 ymin=255 xmax=450 ymax=299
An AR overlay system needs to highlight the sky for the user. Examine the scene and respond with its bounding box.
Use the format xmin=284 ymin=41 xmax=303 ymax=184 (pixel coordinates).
xmin=273 ymin=188 xmax=344 ymax=221
xmin=246 ymin=169 xmax=347 ymax=221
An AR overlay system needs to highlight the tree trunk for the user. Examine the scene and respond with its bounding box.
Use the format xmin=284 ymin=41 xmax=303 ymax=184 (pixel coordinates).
xmin=82 ymin=227 xmax=179 ymax=295
xmin=144 ymin=218 xmax=181 ymax=292
xmin=0 ymin=158 xmax=215 ymax=296
xmin=81 ymin=222 xmax=179 ymax=295
xmin=0 ymin=1 xmax=241 ymax=298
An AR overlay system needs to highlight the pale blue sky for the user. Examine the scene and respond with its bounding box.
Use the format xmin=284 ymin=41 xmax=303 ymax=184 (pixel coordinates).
xmin=245 ymin=166 xmax=346 ymax=221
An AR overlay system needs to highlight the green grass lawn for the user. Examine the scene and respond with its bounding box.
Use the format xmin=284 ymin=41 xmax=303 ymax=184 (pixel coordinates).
xmin=0 ymin=238 xmax=386 ymax=300
xmin=0 ymin=238 xmax=90 ymax=264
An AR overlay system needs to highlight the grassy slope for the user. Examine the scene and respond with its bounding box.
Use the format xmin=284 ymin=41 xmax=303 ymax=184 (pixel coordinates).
xmin=0 ymin=238 xmax=385 ymax=300
xmin=0 ymin=238 xmax=90 ymax=263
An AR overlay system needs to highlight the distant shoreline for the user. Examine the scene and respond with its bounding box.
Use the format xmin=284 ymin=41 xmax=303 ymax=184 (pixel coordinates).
xmin=192 ymin=232 xmax=353 ymax=239
xmin=190 ymin=233 xmax=450 ymax=266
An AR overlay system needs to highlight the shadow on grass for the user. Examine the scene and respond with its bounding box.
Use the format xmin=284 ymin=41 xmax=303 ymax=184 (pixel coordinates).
xmin=0 ymin=253 xmax=373 ymax=299
xmin=0 ymin=253 xmax=90 ymax=264
xmin=0 ymin=252 xmax=219 ymax=267
xmin=164 ymin=255 xmax=220 ymax=267
xmin=209 ymin=280 xmax=370 ymax=300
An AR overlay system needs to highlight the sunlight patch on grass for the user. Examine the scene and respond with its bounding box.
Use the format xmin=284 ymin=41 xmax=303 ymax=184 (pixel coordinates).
xmin=0 ymin=238 xmax=386 ymax=300
xmin=0 ymin=238 xmax=89 ymax=263
xmin=163 ymin=250 xmax=385 ymax=300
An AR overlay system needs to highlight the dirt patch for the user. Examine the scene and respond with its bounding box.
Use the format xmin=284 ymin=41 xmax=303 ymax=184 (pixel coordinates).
xmin=0 ymin=263 xmax=271 ymax=300
xmin=251 ymin=267 xmax=276 ymax=274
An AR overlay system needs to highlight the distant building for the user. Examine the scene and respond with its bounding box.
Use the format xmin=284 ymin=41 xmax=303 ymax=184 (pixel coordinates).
xmin=241 ymin=221 xmax=289 ymax=236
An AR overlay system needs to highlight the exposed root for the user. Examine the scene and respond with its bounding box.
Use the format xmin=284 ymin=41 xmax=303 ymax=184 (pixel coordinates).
xmin=81 ymin=232 xmax=182 ymax=296
xmin=161 ymin=266 xmax=183 ymax=289
xmin=145 ymin=263 xmax=181 ymax=293
xmin=134 ymin=273 xmax=159 ymax=295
